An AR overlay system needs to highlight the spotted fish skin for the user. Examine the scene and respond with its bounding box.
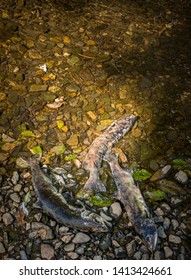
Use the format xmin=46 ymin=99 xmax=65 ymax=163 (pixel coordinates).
xmin=81 ymin=115 xmax=138 ymax=196
xmin=21 ymin=156 xmax=108 ymax=232
xmin=104 ymin=151 xmax=158 ymax=252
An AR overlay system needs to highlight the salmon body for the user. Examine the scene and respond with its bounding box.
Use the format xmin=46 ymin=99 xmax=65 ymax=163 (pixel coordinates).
xmin=104 ymin=151 xmax=158 ymax=251
xmin=21 ymin=156 xmax=108 ymax=232
xmin=81 ymin=114 xmax=138 ymax=196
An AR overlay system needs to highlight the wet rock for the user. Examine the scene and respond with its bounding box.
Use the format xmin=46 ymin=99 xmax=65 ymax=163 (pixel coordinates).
xmin=41 ymin=244 xmax=55 ymax=260
xmin=175 ymin=170 xmax=188 ymax=185
xmin=154 ymin=207 xmax=164 ymax=216
xmin=169 ymin=235 xmax=181 ymax=244
xmin=140 ymin=143 xmax=153 ymax=161
xmin=99 ymin=234 xmax=111 ymax=250
xmin=3 ymin=213 xmax=14 ymax=225
xmin=14 ymin=184 xmax=22 ymax=192
xmin=29 ymin=84 xmax=48 ymax=92
xmin=163 ymin=217 xmax=170 ymax=230
xmin=65 ymin=83 xmax=81 ymax=93
xmin=167 ymin=130 xmax=178 ymax=142
xmin=164 ymin=246 xmax=173 ymax=258
xmin=171 ymin=219 xmax=179 ymax=230
xmin=154 ymin=251 xmax=162 ymax=260
xmin=0 ymin=92 xmax=7 ymax=101
xmin=75 ymin=246 xmax=85 ymax=255
xmin=10 ymin=192 xmax=21 ymax=203
xmin=157 ymin=226 xmax=167 ymax=239
xmin=26 ymin=49 xmax=42 ymax=59
xmin=156 ymin=179 xmax=187 ymax=195
xmin=150 ymin=165 xmax=171 ymax=181
xmin=11 ymin=171 xmax=19 ymax=185
xmin=0 ymin=242 xmax=6 ymax=253
xmin=109 ymin=202 xmax=122 ymax=219
xmin=31 ymin=222 xmax=54 ymax=240
xmin=93 ymin=255 xmax=102 ymax=260
xmin=115 ymin=247 xmax=127 ymax=259
xmin=149 ymin=159 xmax=159 ymax=171
xmin=20 ymin=250 xmax=28 ymax=260
xmin=66 ymin=134 xmax=79 ymax=147
xmin=72 ymin=232 xmax=91 ymax=244
xmin=139 ymin=77 xmax=153 ymax=89
xmin=126 ymin=240 xmax=137 ymax=257
xmin=64 ymin=243 xmax=75 ymax=252
xmin=67 ymin=252 xmax=79 ymax=259
xmin=134 ymin=251 xmax=142 ymax=260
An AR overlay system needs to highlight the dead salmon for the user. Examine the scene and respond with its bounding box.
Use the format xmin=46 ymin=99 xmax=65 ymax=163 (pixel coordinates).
xmin=21 ymin=156 xmax=109 ymax=232
xmin=80 ymin=114 xmax=138 ymax=196
xmin=104 ymin=150 xmax=158 ymax=252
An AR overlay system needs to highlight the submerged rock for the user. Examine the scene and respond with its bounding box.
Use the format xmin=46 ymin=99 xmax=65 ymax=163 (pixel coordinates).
xmin=150 ymin=165 xmax=171 ymax=181
xmin=175 ymin=170 xmax=188 ymax=185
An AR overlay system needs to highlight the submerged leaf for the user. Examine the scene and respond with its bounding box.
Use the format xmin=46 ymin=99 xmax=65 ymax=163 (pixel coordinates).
xmin=65 ymin=154 xmax=77 ymax=161
xmin=57 ymin=120 xmax=64 ymax=129
xmin=30 ymin=145 xmax=42 ymax=154
xmin=133 ymin=169 xmax=151 ymax=181
xmin=21 ymin=130 xmax=35 ymax=137
xmin=23 ymin=191 xmax=31 ymax=204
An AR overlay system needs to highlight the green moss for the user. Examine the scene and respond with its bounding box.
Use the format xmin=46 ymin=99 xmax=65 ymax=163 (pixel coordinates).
xmin=64 ymin=154 xmax=77 ymax=161
xmin=172 ymin=159 xmax=188 ymax=169
xmin=88 ymin=195 xmax=114 ymax=207
xmin=133 ymin=169 xmax=151 ymax=181
xmin=146 ymin=189 xmax=167 ymax=202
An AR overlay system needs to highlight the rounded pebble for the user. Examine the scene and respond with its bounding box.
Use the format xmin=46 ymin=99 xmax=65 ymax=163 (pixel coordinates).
xmin=72 ymin=232 xmax=91 ymax=244
xmin=41 ymin=244 xmax=55 ymax=260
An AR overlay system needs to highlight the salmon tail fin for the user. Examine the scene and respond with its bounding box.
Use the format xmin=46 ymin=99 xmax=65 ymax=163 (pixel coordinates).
xmin=77 ymin=176 xmax=106 ymax=198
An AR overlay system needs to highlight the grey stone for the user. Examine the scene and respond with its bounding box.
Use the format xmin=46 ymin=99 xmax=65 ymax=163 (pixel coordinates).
xmin=109 ymin=202 xmax=122 ymax=219
xmin=133 ymin=251 xmax=142 ymax=260
xmin=0 ymin=242 xmax=6 ymax=253
xmin=126 ymin=240 xmax=137 ymax=257
xmin=171 ymin=219 xmax=179 ymax=230
xmin=64 ymin=243 xmax=75 ymax=252
xmin=154 ymin=207 xmax=164 ymax=216
xmin=72 ymin=232 xmax=91 ymax=244
xmin=99 ymin=234 xmax=112 ymax=250
xmin=175 ymin=170 xmax=188 ymax=185
xmin=67 ymin=252 xmax=79 ymax=259
xmin=20 ymin=250 xmax=28 ymax=260
xmin=75 ymin=246 xmax=85 ymax=255
xmin=163 ymin=217 xmax=170 ymax=230
xmin=154 ymin=250 xmax=162 ymax=260
xmin=164 ymin=246 xmax=173 ymax=258
xmin=41 ymin=244 xmax=55 ymax=260
xmin=14 ymin=184 xmax=22 ymax=192
xmin=3 ymin=213 xmax=14 ymax=225
xmin=11 ymin=171 xmax=19 ymax=185
xmin=157 ymin=226 xmax=167 ymax=238
xmin=169 ymin=235 xmax=181 ymax=244
xmin=93 ymin=255 xmax=102 ymax=260
xmin=10 ymin=192 xmax=20 ymax=203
